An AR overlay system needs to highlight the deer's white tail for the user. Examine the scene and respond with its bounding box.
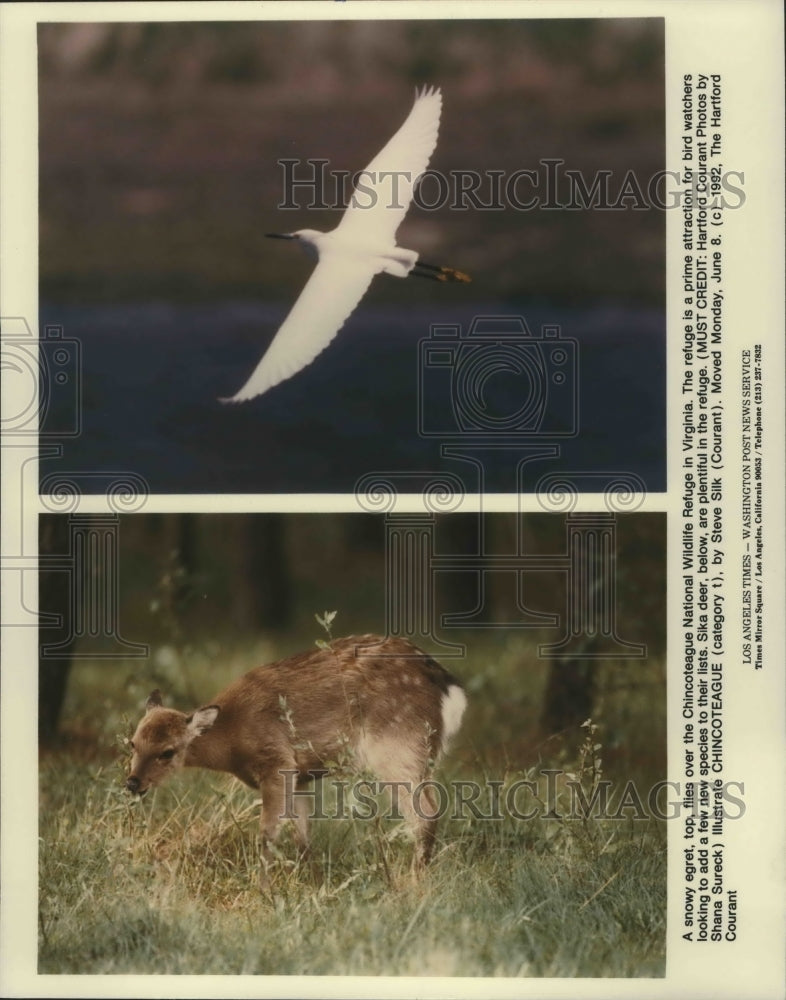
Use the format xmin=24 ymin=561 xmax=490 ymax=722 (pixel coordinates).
xmin=440 ymin=683 xmax=467 ymax=751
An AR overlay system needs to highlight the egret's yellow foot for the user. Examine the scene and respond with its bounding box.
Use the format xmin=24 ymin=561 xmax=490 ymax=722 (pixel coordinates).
xmin=439 ymin=267 xmax=472 ymax=283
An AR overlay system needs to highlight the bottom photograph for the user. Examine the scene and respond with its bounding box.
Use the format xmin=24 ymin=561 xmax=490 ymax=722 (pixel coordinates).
xmin=38 ymin=511 xmax=666 ymax=977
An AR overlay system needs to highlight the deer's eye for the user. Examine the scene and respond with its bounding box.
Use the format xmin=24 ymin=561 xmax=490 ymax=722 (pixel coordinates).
xmin=159 ymin=749 xmax=176 ymax=761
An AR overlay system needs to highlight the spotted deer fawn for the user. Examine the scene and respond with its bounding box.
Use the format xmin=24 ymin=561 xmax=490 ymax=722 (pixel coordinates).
xmin=126 ymin=635 xmax=466 ymax=884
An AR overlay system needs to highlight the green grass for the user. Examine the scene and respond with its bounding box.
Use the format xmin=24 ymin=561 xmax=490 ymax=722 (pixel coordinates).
xmin=39 ymin=758 xmax=665 ymax=976
xmin=39 ymin=639 xmax=666 ymax=977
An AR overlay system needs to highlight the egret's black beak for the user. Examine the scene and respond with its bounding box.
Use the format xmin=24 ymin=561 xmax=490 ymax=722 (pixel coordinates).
xmin=265 ymin=233 xmax=296 ymax=240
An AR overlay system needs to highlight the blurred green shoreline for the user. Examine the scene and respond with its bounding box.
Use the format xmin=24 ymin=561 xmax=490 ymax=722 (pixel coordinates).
xmin=39 ymin=19 xmax=665 ymax=307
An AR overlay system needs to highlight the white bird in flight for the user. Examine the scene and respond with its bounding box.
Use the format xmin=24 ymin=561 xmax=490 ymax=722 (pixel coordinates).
xmin=221 ymin=85 xmax=470 ymax=403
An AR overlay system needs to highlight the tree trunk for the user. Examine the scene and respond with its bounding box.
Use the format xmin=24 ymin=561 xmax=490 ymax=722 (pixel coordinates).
xmin=39 ymin=516 xmax=73 ymax=743
xmin=244 ymin=515 xmax=291 ymax=631
xmin=541 ymin=654 xmax=597 ymax=736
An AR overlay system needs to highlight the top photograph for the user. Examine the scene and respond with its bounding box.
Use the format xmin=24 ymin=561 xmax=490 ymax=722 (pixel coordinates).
xmin=37 ymin=17 xmax=665 ymax=496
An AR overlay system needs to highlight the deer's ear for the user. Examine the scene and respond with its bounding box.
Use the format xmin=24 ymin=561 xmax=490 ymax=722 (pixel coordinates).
xmin=145 ymin=689 xmax=164 ymax=713
xmin=187 ymin=705 xmax=220 ymax=737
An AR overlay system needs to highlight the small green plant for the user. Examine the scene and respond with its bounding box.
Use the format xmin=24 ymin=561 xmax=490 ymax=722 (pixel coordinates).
xmin=277 ymin=694 xmax=316 ymax=758
xmin=320 ymin=731 xmax=359 ymax=780
xmin=314 ymin=609 xmax=337 ymax=649
xmin=563 ymin=718 xmax=606 ymax=853
xmin=423 ymin=720 xmax=438 ymax=771
xmin=577 ymin=717 xmax=603 ymax=784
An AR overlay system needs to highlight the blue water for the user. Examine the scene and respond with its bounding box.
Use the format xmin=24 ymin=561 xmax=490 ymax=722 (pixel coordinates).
xmin=39 ymin=300 xmax=665 ymax=496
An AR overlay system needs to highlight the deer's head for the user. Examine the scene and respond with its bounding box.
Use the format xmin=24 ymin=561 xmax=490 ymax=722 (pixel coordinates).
xmin=125 ymin=690 xmax=219 ymax=796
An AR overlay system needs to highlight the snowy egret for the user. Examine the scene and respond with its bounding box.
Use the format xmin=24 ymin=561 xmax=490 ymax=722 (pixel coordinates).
xmin=221 ymin=86 xmax=470 ymax=403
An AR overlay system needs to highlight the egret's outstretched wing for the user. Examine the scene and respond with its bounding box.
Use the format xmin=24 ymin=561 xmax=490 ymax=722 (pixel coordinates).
xmin=221 ymin=259 xmax=377 ymax=403
xmin=336 ymin=86 xmax=442 ymax=244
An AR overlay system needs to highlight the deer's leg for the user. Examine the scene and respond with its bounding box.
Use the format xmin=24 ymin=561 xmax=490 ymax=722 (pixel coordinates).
xmin=363 ymin=735 xmax=440 ymax=868
xmin=410 ymin=780 xmax=439 ymax=867
xmin=292 ymin=775 xmax=312 ymax=859
xmin=257 ymin=765 xmax=297 ymax=888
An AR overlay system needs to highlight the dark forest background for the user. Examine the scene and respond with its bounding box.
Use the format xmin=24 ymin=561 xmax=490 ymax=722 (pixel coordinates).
xmin=40 ymin=511 xmax=666 ymax=793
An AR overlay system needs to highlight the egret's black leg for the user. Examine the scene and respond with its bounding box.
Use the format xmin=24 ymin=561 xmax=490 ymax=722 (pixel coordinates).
xmin=411 ymin=267 xmax=448 ymax=282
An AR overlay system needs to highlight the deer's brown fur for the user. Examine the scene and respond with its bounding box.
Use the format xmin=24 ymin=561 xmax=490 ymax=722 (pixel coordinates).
xmin=127 ymin=635 xmax=466 ymax=883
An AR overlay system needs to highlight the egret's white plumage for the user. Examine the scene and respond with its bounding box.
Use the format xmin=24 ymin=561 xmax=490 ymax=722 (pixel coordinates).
xmin=222 ymin=86 xmax=469 ymax=404
xmin=337 ymin=84 xmax=442 ymax=243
